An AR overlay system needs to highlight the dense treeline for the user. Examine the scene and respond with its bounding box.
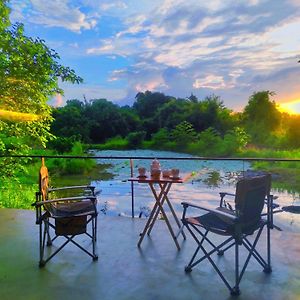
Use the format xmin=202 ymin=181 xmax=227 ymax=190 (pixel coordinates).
xmin=50 ymin=90 xmax=300 ymax=156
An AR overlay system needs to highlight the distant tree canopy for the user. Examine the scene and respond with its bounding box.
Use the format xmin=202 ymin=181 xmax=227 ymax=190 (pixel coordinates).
xmin=0 ymin=0 xmax=82 ymax=177
xmin=51 ymin=91 xmax=240 ymax=145
xmin=242 ymin=91 xmax=281 ymax=145
xmin=50 ymin=89 xmax=300 ymax=152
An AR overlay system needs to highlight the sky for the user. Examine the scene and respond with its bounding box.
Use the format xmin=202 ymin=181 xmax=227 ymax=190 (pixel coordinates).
xmin=9 ymin=0 xmax=300 ymax=112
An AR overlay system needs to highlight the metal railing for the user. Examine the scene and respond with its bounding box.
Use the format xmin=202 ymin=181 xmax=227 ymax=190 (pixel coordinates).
xmin=1 ymin=154 xmax=300 ymax=218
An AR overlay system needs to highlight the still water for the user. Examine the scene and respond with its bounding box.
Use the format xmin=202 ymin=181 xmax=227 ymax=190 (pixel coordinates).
xmin=90 ymin=149 xmax=300 ymax=232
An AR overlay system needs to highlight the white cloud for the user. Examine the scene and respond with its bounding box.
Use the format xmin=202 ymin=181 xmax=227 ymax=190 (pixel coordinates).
xmin=11 ymin=0 xmax=300 ymax=109
xmin=268 ymin=18 xmax=300 ymax=54
xmin=193 ymin=75 xmax=226 ymax=90
xmin=17 ymin=0 xmax=97 ymax=32
xmin=100 ymin=1 xmax=128 ymax=11
xmin=160 ymin=0 xmax=231 ymax=14
xmin=153 ymin=36 xmax=226 ymax=67
xmin=135 ymin=80 xmax=168 ymax=92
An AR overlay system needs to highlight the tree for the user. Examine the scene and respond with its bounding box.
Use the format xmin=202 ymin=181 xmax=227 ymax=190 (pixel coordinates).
xmin=171 ymin=121 xmax=197 ymax=148
xmin=186 ymin=95 xmax=235 ymax=134
xmin=85 ymin=99 xmax=128 ymax=143
xmin=133 ymin=91 xmax=172 ymax=119
xmin=0 ymin=0 xmax=82 ymax=177
xmin=242 ymin=91 xmax=281 ymax=145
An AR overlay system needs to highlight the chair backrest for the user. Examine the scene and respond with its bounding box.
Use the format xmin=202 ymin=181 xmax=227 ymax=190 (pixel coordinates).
xmin=39 ymin=158 xmax=49 ymax=202
xmin=234 ymin=174 xmax=271 ymax=227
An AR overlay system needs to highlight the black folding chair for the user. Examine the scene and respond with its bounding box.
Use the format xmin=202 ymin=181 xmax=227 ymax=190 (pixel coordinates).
xmin=181 ymin=174 xmax=274 ymax=296
xmin=33 ymin=158 xmax=98 ymax=267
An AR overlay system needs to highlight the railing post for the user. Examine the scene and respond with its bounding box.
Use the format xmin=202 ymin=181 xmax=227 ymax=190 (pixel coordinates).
xmin=130 ymin=158 xmax=135 ymax=218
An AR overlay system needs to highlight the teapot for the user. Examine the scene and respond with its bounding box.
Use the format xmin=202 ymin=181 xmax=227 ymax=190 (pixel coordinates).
xmin=151 ymin=158 xmax=161 ymax=172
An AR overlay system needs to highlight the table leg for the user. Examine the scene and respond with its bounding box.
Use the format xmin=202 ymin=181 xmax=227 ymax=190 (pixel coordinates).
xmin=149 ymin=183 xmax=181 ymax=251
xmin=137 ymin=184 xmax=167 ymax=247
xmin=147 ymin=182 xmax=171 ymax=235
xmin=149 ymin=182 xmax=186 ymax=240
xmin=164 ymin=192 xmax=186 ymax=240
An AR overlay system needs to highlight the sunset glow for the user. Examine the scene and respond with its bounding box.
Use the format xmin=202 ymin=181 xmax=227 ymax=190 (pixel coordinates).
xmin=278 ymin=100 xmax=300 ymax=115
xmin=0 ymin=109 xmax=39 ymax=122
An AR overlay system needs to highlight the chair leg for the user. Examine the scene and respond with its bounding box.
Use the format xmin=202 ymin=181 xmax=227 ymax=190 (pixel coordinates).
xmin=264 ymin=223 xmax=272 ymax=273
xmin=92 ymin=216 xmax=98 ymax=260
xmin=46 ymin=221 xmax=52 ymax=246
xmin=231 ymin=242 xmax=240 ymax=296
xmin=39 ymin=221 xmax=46 ymax=268
xmin=183 ymin=223 xmax=243 ymax=296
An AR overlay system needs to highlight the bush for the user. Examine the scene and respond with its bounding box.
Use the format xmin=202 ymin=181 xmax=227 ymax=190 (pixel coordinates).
xmin=151 ymin=128 xmax=170 ymax=148
xmin=48 ymin=141 xmax=96 ymax=175
xmin=92 ymin=136 xmax=128 ymax=150
xmin=127 ymin=131 xmax=146 ymax=148
xmin=188 ymin=128 xmax=222 ymax=156
xmin=47 ymin=136 xmax=76 ymax=153
xmin=171 ymin=121 xmax=197 ymax=148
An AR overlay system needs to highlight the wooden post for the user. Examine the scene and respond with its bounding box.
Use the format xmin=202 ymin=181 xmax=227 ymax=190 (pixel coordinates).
xmin=130 ymin=159 xmax=135 ymax=218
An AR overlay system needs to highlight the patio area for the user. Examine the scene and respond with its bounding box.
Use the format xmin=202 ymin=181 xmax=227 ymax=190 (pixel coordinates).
xmin=0 ymin=208 xmax=299 ymax=300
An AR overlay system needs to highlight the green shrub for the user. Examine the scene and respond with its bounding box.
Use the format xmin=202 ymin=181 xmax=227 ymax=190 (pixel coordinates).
xmin=188 ymin=128 xmax=222 ymax=156
xmin=93 ymin=136 xmax=128 ymax=150
xmin=0 ymin=179 xmax=37 ymax=209
xmin=171 ymin=121 xmax=197 ymax=147
xmin=47 ymin=136 xmax=76 ymax=153
xmin=127 ymin=131 xmax=146 ymax=148
xmin=151 ymin=128 xmax=170 ymax=147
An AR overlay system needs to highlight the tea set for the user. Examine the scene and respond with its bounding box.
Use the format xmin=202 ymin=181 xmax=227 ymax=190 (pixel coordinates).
xmin=138 ymin=158 xmax=180 ymax=179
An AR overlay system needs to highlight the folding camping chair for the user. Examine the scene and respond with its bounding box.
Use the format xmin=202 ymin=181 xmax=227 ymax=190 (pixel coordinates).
xmin=33 ymin=158 xmax=98 ymax=267
xmin=181 ymin=174 xmax=274 ymax=296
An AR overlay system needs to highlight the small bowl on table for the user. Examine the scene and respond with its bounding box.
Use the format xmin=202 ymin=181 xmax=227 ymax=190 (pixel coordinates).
xmin=162 ymin=169 xmax=171 ymax=178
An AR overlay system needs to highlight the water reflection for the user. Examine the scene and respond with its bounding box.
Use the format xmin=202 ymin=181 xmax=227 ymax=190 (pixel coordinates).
xmin=91 ymin=149 xmax=300 ymax=232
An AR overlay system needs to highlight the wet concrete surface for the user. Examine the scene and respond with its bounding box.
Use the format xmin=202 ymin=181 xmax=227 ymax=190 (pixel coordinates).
xmin=0 ymin=208 xmax=299 ymax=300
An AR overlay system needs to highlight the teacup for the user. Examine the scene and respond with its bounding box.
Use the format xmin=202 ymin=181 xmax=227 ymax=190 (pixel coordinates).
xmin=151 ymin=168 xmax=161 ymax=179
xmin=171 ymin=168 xmax=180 ymax=178
xmin=138 ymin=167 xmax=146 ymax=177
xmin=162 ymin=169 xmax=171 ymax=177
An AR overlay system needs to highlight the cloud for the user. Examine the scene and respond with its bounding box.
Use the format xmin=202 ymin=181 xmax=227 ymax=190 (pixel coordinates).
xmin=54 ymin=93 xmax=64 ymax=107
xmin=193 ymin=75 xmax=226 ymax=90
xmin=11 ymin=0 xmax=97 ymax=32
xmin=100 ymin=1 xmax=127 ymax=11
xmin=11 ymin=0 xmax=300 ymax=110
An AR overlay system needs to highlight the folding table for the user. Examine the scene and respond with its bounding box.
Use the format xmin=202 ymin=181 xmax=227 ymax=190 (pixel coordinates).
xmin=128 ymin=176 xmax=186 ymax=250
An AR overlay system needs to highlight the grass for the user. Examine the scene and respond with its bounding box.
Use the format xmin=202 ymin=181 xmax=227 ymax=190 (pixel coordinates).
xmin=91 ymin=136 xmax=129 ymax=150
xmin=0 ymin=179 xmax=37 ymax=209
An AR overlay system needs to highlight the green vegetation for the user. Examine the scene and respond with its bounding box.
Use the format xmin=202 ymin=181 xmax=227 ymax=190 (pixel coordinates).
xmin=0 ymin=1 xmax=299 ymax=209
xmin=0 ymin=1 xmax=84 ymax=209
xmin=50 ymin=91 xmax=300 ymax=158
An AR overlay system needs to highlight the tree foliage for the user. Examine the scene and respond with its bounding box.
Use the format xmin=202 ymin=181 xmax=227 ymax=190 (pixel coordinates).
xmin=49 ymin=89 xmax=300 ymax=154
xmin=242 ymin=91 xmax=281 ymax=145
xmin=0 ymin=1 xmax=82 ymax=177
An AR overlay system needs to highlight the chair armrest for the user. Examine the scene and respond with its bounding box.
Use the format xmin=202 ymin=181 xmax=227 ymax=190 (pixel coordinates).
xmin=181 ymin=202 xmax=238 ymax=222
xmin=48 ymin=185 xmax=95 ymax=192
xmin=34 ymin=196 xmax=96 ymax=207
xmin=219 ymin=192 xmax=235 ymax=197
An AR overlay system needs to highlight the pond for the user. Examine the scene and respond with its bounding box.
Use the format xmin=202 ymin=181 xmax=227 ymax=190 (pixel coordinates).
xmin=88 ymin=149 xmax=300 ymax=232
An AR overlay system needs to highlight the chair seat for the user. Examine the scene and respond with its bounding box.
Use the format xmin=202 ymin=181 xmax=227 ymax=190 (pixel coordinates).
xmin=185 ymin=212 xmax=234 ymax=236
xmin=48 ymin=200 xmax=96 ymax=218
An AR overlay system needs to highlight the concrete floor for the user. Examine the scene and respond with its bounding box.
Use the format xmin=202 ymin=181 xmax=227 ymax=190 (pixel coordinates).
xmin=0 ymin=208 xmax=299 ymax=300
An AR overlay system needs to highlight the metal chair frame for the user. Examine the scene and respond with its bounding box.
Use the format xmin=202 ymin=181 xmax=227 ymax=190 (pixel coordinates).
xmin=33 ymin=158 xmax=98 ymax=267
xmin=181 ymin=175 xmax=273 ymax=296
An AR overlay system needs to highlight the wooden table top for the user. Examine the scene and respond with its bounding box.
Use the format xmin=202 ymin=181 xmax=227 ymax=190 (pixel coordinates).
xmin=128 ymin=176 xmax=183 ymax=183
